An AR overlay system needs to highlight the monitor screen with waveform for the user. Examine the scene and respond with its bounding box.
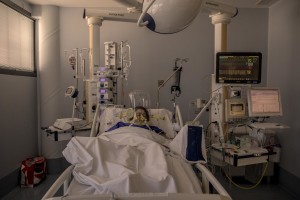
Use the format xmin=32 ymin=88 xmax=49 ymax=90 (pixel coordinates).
xmin=247 ymin=87 xmax=282 ymax=117
xmin=216 ymin=52 xmax=262 ymax=84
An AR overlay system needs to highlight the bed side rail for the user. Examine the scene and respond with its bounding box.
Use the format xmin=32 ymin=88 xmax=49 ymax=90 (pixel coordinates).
xmin=45 ymin=193 xmax=231 ymax=200
xmin=43 ymin=164 xmax=231 ymax=200
xmin=195 ymin=163 xmax=231 ymax=199
xmin=42 ymin=165 xmax=75 ymax=200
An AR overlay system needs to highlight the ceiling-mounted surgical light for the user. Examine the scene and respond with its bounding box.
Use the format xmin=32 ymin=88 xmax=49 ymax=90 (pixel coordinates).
xmin=137 ymin=0 xmax=204 ymax=34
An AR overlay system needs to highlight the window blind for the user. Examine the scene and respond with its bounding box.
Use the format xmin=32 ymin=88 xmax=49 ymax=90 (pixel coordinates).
xmin=0 ymin=2 xmax=34 ymax=73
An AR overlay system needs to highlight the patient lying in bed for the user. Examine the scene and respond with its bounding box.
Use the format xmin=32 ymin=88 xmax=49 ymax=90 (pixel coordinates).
xmin=63 ymin=125 xmax=202 ymax=195
xmin=61 ymin=107 xmax=205 ymax=195
xmin=106 ymin=106 xmax=165 ymax=135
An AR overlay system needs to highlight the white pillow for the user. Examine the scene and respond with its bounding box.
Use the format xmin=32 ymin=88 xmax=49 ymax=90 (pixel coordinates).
xmin=99 ymin=107 xmax=176 ymax=138
xmin=148 ymin=109 xmax=176 ymax=138
xmin=99 ymin=107 xmax=128 ymax=133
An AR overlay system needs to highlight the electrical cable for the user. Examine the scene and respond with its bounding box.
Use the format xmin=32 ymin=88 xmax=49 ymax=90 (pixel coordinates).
xmin=205 ymin=121 xmax=217 ymax=137
xmin=205 ymin=121 xmax=217 ymax=146
xmin=211 ymin=85 xmax=223 ymax=94
xmin=222 ymin=162 xmax=269 ymax=190
xmin=75 ymin=103 xmax=86 ymax=119
xmin=228 ymin=123 xmax=252 ymax=143
xmin=188 ymin=100 xmax=194 ymax=122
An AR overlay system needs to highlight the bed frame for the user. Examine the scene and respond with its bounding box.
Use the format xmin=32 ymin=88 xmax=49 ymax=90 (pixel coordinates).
xmin=42 ymin=107 xmax=231 ymax=200
xmin=42 ymin=163 xmax=231 ymax=200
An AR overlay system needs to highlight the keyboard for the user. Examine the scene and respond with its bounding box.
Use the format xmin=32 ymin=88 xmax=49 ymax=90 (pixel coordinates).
xmin=250 ymin=122 xmax=289 ymax=130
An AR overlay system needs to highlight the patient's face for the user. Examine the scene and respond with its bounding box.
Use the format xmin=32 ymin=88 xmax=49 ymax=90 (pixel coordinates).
xmin=134 ymin=109 xmax=147 ymax=124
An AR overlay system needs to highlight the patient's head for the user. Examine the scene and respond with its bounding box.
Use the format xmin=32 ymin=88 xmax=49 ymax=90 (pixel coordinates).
xmin=133 ymin=106 xmax=150 ymax=124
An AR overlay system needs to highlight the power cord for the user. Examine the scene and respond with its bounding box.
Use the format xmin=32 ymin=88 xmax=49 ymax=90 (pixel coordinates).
xmin=222 ymin=162 xmax=269 ymax=190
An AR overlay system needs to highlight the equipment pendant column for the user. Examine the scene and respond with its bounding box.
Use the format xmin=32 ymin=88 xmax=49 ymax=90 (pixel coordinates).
xmin=210 ymin=13 xmax=233 ymax=144
xmin=211 ymin=13 xmax=232 ymax=59
xmin=86 ymin=17 xmax=102 ymax=124
xmin=87 ymin=17 xmax=102 ymax=79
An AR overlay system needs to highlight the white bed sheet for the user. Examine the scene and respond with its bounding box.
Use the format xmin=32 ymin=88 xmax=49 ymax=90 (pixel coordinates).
xmin=63 ymin=126 xmax=202 ymax=195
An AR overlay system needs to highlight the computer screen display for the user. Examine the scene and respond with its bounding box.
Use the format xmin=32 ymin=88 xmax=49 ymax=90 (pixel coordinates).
xmin=216 ymin=52 xmax=262 ymax=84
xmin=247 ymin=87 xmax=282 ymax=117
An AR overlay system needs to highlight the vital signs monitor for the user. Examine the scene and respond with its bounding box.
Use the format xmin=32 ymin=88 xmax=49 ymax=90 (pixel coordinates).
xmin=216 ymin=52 xmax=262 ymax=84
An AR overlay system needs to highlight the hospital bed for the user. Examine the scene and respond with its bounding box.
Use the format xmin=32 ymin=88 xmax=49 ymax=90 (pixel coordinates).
xmin=42 ymin=107 xmax=231 ymax=200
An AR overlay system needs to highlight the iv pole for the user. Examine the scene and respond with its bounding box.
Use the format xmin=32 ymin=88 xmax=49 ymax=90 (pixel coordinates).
xmin=156 ymin=58 xmax=187 ymax=109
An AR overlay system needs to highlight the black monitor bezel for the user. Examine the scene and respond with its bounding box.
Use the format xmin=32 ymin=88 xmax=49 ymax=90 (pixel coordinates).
xmin=216 ymin=52 xmax=262 ymax=84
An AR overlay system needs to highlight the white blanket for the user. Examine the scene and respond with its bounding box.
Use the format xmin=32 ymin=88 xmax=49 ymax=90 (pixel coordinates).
xmin=63 ymin=126 xmax=201 ymax=195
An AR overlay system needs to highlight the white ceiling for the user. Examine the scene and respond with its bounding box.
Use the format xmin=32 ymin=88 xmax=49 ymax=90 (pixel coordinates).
xmin=24 ymin=0 xmax=280 ymax=8
xmin=23 ymin=0 xmax=125 ymax=8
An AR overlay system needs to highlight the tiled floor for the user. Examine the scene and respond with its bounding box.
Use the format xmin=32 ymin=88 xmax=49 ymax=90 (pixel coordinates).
xmin=1 ymin=172 xmax=296 ymax=200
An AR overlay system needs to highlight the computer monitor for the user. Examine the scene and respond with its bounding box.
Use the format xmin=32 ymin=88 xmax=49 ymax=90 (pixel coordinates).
xmin=216 ymin=52 xmax=262 ymax=84
xmin=247 ymin=87 xmax=282 ymax=117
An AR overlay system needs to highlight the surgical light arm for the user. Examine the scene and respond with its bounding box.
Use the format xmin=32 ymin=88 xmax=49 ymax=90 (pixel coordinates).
xmin=203 ymin=0 xmax=238 ymax=16
xmin=83 ymin=8 xmax=140 ymax=23
xmin=113 ymin=0 xmax=143 ymax=11
xmin=85 ymin=0 xmax=237 ymax=34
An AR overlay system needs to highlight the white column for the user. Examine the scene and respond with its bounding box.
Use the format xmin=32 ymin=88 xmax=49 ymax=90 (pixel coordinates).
xmin=37 ymin=5 xmax=62 ymax=160
xmin=86 ymin=17 xmax=102 ymax=123
xmin=87 ymin=17 xmax=102 ymax=80
xmin=210 ymin=13 xmax=232 ymax=144
xmin=211 ymin=13 xmax=232 ymax=73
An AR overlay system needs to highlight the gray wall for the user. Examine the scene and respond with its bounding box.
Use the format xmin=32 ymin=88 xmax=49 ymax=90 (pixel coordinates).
xmin=268 ymin=0 xmax=300 ymax=178
xmin=58 ymin=7 xmax=215 ymax=124
xmin=228 ymin=8 xmax=269 ymax=86
xmin=58 ymin=7 xmax=268 ymax=125
xmin=0 ymin=75 xmax=38 ymax=178
xmin=1 ymin=0 xmax=299 ymax=197
xmin=0 ymin=0 xmax=38 ymax=181
xmin=0 ymin=2 xmax=38 ymax=197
